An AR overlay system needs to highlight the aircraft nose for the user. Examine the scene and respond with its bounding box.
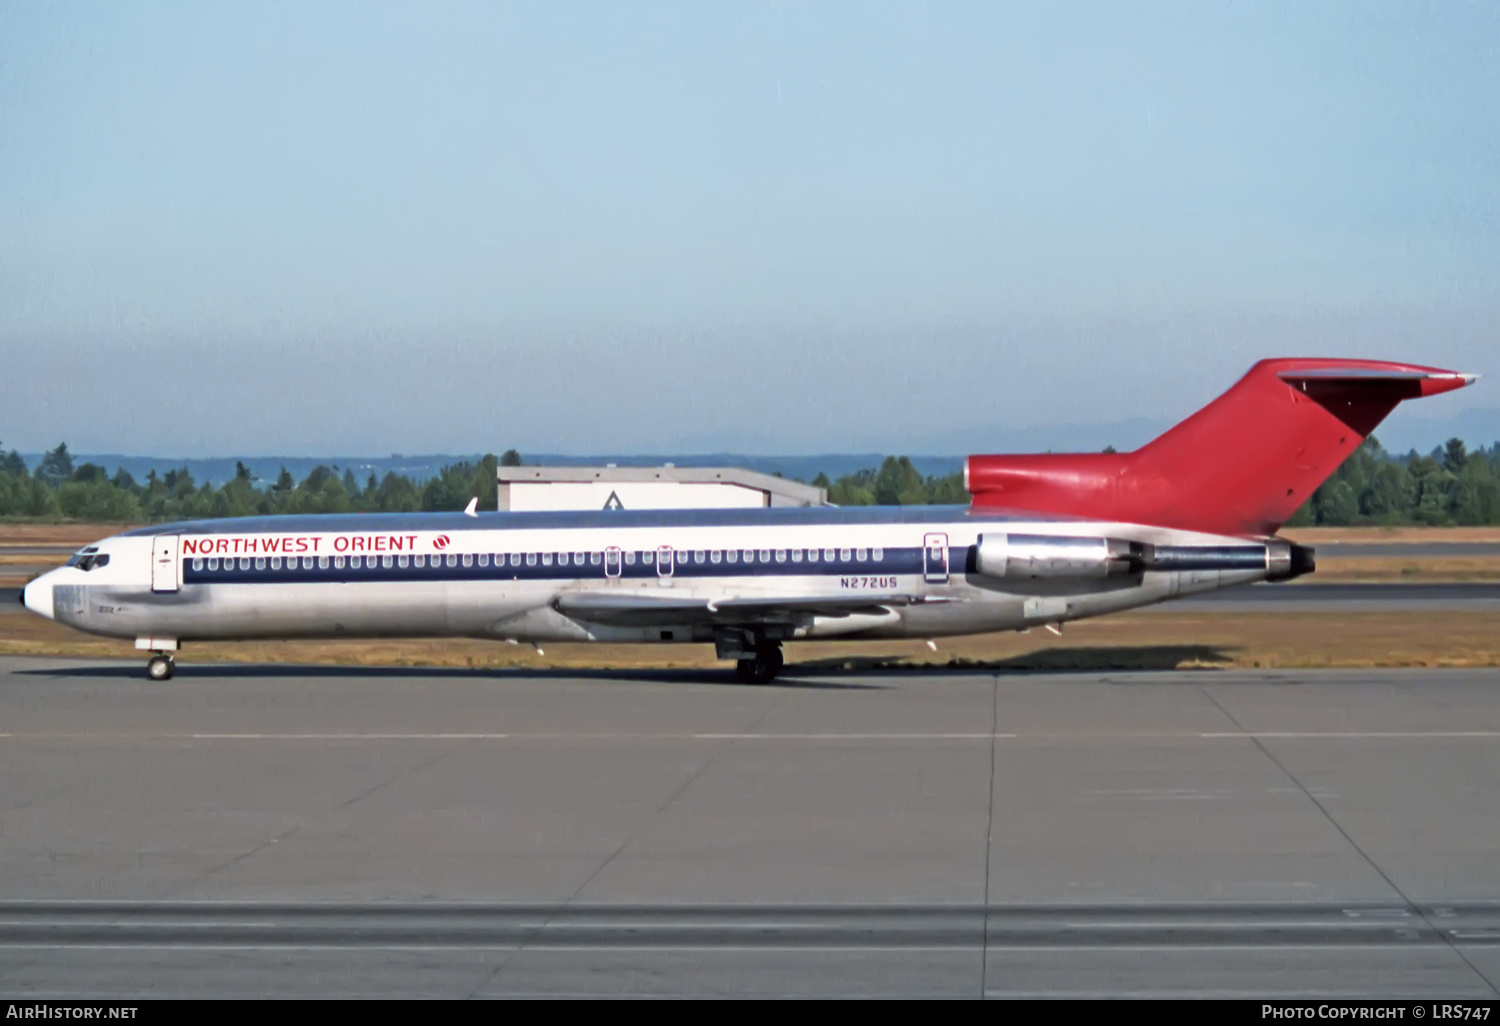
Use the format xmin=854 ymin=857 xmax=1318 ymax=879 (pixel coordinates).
xmin=21 ymin=573 xmax=55 ymax=621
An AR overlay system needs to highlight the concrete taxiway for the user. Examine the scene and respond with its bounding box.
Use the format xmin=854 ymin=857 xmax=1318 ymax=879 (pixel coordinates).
xmin=0 ymin=656 xmax=1497 ymax=997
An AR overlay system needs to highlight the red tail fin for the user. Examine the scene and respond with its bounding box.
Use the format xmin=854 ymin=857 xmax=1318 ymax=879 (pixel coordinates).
xmin=966 ymin=358 xmax=1476 ymax=537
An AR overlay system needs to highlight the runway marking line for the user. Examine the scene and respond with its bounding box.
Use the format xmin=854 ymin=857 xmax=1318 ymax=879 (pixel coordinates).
xmin=192 ymin=733 xmax=512 ymax=740
xmin=1200 ymin=731 xmax=1500 ymax=739
xmin=0 ymin=943 xmax=1465 ymax=952
xmin=1 ymin=730 xmax=1498 ymax=741
xmin=0 ymin=731 xmax=1015 ymax=741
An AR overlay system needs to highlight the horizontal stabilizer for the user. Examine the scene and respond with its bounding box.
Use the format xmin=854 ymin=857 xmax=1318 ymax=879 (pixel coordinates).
xmin=1277 ymin=368 xmax=1477 ymax=387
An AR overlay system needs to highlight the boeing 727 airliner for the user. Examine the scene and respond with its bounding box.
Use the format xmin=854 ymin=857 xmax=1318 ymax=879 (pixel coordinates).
xmin=19 ymin=359 xmax=1476 ymax=682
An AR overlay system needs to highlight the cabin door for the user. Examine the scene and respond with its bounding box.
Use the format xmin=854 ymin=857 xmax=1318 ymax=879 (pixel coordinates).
xmin=151 ymin=535 xmax=181 ymax=593
xmin=923 ymin=532 xmax=949 ymax=584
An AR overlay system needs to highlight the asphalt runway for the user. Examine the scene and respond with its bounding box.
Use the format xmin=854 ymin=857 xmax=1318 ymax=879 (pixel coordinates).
xmin=1 ymin=657 xmax=1497 ymax=998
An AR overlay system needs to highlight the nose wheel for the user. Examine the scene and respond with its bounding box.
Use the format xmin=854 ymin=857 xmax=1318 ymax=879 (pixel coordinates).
xmin=735 ymin=644 xmax=784 ymax=685
xmin=146 ymin=654 xmax=175 ymax=681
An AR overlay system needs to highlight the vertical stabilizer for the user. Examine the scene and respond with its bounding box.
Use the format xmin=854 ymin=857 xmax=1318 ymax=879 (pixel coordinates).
xmin=966 ymin=359 xmax=1476 ymax=536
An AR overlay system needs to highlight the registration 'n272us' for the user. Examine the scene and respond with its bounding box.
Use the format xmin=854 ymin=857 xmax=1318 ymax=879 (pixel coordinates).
xmin=841 ymin=576 xmax=898 ymax=589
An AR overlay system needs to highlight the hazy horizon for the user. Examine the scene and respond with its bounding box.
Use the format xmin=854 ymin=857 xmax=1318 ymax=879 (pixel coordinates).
xmin=3 ymin=2 xmax=1496 ymax=455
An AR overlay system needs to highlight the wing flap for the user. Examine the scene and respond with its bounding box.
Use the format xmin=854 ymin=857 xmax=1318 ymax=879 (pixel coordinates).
xmin=552 ymin=591 xmax=920 ymax=628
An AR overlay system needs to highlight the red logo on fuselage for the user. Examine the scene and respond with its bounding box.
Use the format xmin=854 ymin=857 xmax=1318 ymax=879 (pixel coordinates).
xmin=433 ymin=535 xmax=451 ymax=550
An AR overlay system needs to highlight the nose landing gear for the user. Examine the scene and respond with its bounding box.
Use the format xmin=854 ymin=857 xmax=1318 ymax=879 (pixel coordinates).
xmin=146 ymin=654 xmax=175 ymax=681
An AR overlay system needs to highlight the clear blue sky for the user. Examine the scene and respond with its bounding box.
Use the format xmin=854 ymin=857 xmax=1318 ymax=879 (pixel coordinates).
xmin=2 ymin=1 xmax=1496 ymax=456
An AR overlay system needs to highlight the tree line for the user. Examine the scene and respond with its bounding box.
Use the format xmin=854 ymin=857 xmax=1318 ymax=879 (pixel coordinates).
xmin=1 ymin=438 xmax=1498 ymax=526
xmin=0 ymin=444 xmax=520 ymax=522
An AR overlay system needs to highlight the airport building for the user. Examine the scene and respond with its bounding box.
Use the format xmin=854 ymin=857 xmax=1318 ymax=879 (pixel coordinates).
xmin=497 ymin=465 xmax=828 ymax=512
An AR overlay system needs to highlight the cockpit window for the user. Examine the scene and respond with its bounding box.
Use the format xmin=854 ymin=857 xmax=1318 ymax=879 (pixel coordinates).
xmin=65 ymin=547 xmax=98 ymax=568
xmin=68 ymin=549 xmax=109 ymax=571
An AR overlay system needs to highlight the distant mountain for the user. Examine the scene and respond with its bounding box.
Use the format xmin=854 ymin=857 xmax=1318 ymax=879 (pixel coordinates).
xmin=20 ymin=405 xmax=1497 ymax=488
xmin=1375 ymin=407 xmax=1500 ymax=456
xmin=894 ymin=417 xmax=1169 ymax=457
xmin=15 ymin=451 xmax=968 ymax=488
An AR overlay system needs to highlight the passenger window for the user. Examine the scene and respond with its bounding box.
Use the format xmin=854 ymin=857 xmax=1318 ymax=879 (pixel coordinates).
xmin=346 ymin=556 xmax=356 ymax=569
xmin=775 ymin=549 xmax=786 ymax=563
xmin=463 ymin=553 xmax=474 ymax=567
xmin=193 ymin=558 xmax=204 ymax=571
xmin=856 ymin=548 xmax=867 ymax=562
xmin=511 ymin=553 xmax=522 ymax=567
xmin=726 ymin=549 xmax=738 ymax=564
xmin=527 ymin=552 xmax=538 ymax=566
xmin=840 ymin=548 xmax=851 ymax=562
xmin=255 ymin=557 xmax=266 ymax=570
xmin=694 ymin=550 xmax=705 ymax=563
xmin=272 ymin=557 xmax=283 ymax=570
xmin=478 ymin=553 xmax=489 ymax=567
xmin=824 ymin=549 xmax=835 ymax=562
xmin=239 ymin=558 xmax=251 ymax=570
xmin=873 ymin=547 xmax=884 ymax=562
xmin=625 ymin=550 xmax=636 ymax=565
xmin=414 ymin=554 xmax=425 ymax=568
xmin=589 ymin=551 xmax=601 ymax=566
xmin=791 ymin=549 xmax=802 ymax=563
xmin=642 ymin=550 xmax=655 ymax=564
xmin=324 ymin=556 xmax=334 ymax=569
xmin=335 ymin=556 xmax=346 ymax=569
xmin=710 ymin=550 xmax=721 ymax=564
xmin=208 ymin=558 xmax=220 ymax=570
xmin=807 ymin=549 xmax=818 ymax=563
xmin=758 ymin=549 xmax=771 ymax=563
xmin=382 ymin=555 xmax=393 ymax=568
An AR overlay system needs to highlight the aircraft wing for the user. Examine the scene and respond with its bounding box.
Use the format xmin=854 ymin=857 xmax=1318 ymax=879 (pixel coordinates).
xmin=552 ymin=590 xmax=923 ymax=628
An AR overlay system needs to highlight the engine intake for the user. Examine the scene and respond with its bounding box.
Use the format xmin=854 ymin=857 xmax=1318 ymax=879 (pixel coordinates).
xmin=976 ymin=534 xmax=1145 ymax=580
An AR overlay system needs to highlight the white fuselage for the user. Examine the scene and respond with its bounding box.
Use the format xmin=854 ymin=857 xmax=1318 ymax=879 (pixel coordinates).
xmin=21 ymin=506 xmax=1281 ymax=651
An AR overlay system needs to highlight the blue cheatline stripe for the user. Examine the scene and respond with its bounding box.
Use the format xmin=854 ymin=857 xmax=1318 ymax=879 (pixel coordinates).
xmin=182 ymin=546 xmax=954 ymax=585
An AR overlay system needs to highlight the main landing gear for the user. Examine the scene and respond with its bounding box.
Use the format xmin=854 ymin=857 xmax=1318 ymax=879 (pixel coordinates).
xmin=735 ymin=644 xmax=784 ymax=685
xmin=146 ymin=654 xmax=175 ymax=681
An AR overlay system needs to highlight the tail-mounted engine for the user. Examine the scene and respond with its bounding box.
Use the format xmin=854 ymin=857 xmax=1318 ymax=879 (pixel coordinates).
xmin=975 ymin=534 xmax=1317 ymax=582
xmin=976 ymin=534 xmax=1146 ymax=580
